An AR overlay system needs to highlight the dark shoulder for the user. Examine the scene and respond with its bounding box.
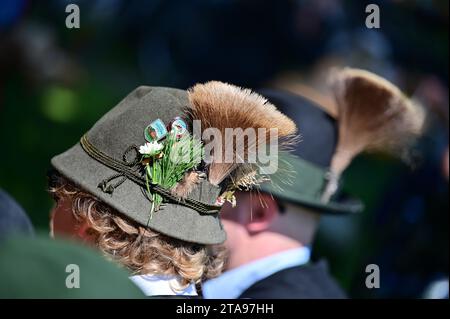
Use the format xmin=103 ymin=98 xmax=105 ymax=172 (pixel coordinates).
xmin=239 ymin=260 xmax=347 ymax=299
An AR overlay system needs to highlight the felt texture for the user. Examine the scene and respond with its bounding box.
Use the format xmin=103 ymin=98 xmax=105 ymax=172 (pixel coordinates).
xmin=260 ymin=153 xmax=363 ymax=214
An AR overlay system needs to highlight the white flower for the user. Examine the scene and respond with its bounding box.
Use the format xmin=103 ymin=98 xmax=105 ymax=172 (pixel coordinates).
xmin=139 ymin=141 xmax=163 ymax=156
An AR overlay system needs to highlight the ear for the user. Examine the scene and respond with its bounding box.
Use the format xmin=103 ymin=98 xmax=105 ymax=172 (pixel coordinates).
xmin=75 ymin=221 xmax=93 ymax=242
xmin=246 ymin=192 xmax=280 ymax=234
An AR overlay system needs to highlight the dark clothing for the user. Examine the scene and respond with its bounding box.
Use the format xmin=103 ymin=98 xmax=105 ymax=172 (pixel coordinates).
xmin=239 ymin=260 xmax=346 ymax=299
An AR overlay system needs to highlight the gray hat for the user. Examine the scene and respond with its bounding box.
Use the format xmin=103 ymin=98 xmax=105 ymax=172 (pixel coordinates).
xmin=51 ymin=83 xmax=297 ymax=245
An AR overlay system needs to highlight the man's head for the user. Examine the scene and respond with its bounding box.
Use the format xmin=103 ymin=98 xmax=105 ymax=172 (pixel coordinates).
xmin=219 ymin=88 xmax=360 ymax=270
xmin=48 ymin=171 xmax=225 ymax=286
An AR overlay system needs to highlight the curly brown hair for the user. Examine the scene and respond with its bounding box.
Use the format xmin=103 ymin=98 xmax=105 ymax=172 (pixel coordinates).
xmin=48 ymin=172 xmax=226 ymax=288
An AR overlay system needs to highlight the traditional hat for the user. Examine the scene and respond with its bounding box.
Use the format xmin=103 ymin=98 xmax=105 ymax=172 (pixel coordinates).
xmin=259 ymin=68 xmax=425 ymax=214
xmin=51 ymin=82 xmax=296 ymax=244
xmin=0 ymin=234 xmax=144 ymax=298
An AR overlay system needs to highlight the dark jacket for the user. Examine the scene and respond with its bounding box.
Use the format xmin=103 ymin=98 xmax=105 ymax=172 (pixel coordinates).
xmin=239 ymin=260 xmax=346 ymax=299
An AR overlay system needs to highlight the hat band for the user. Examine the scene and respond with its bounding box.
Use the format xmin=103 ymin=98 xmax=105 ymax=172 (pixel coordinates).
xmin=80 ymin=135 xmax=221 ymax=215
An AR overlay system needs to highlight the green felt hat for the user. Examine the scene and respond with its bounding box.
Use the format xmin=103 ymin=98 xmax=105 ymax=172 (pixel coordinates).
xmin=0 ymin=234 xmax=144 ymax=298
xmin=51 ymin=86 xmax=226 ymax=244
xmin=261 ymin=152 xmax=363 ymax=214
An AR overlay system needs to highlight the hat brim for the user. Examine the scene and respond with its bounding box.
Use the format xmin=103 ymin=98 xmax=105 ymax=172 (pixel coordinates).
xmin=51 ymin=142 xmax=226 ymax=245
xmin=260 ymin=184 xmax=364 ymax=215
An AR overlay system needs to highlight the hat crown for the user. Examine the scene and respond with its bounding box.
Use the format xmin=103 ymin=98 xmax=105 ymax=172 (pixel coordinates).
xmin=258 ymin=89 xmax=337 ymax=168
xmin=88 ymin=86 xmax=189 ymax=160
xmin=51 ymin=86 xmax=226 ymax=245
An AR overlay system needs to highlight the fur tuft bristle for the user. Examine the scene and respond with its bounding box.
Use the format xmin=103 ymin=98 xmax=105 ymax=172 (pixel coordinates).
xmin=187 ymin=81 xmax=297 ymax=185
xmin=329 ymin=67 xmax=425 ymax=175
xmin=171 ymin=171 xmax=202 ymax=199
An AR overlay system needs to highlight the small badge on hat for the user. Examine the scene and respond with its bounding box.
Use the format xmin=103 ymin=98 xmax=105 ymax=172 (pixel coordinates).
xmin=169 ymin=117 xmax=187 ymax=137
xmin=139 ymin=116 xmax=204 ymax=218
xmin=144 ymin=119 xmax=168 ymax=142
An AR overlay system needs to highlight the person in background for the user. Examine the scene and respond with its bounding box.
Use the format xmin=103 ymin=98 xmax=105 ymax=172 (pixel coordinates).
xmin=47 ymin=82 xmax=296 ymax=298
xmin=203 ymin=68 xmax=425 ymax=299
